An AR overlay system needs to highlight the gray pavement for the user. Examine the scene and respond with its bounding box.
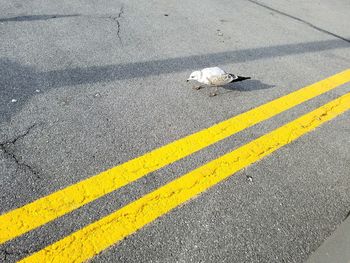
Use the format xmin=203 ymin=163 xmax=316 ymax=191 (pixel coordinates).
xmin=307 ymin=215 xmax=350 ymax=263
xmin=0 ymin=0 xmax=349 ymax=262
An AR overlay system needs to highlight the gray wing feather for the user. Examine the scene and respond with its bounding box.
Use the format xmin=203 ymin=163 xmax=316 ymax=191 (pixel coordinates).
xmin=207 ymin=74 xmax=233 ymax=86
xmin=201 ymin=67 xmax=227 ymax=76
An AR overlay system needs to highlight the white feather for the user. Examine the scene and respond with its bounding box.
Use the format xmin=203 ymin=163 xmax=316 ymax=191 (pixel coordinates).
xmin=198 ymin=67 xmax=234 ymax=86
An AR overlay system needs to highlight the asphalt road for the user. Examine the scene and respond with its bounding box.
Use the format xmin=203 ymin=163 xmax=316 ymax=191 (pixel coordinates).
xmin=0 ymin=0 xmax=349 ymax=262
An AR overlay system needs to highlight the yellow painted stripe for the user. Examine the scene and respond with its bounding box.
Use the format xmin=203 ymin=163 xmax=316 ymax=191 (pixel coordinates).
xmin=1 ymin=70 xmax=350 ymax=245
xmin=19 ymin=92 xmax=350 ymax=263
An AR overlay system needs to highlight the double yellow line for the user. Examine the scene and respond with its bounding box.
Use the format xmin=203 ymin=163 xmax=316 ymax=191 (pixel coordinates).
xmin=1 ymin=69 xmax=350 ymax=262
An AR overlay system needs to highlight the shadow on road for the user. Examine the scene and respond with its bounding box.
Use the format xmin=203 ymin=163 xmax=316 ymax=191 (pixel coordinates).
xmin=0 ymin=38 xmax=348 ymax=122
xmin=226 ymin=79 xmax=275 ymax=92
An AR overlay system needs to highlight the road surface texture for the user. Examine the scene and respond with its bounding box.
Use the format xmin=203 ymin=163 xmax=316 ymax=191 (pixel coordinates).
xmin=0 ymin=0 xmax=349 ymax=262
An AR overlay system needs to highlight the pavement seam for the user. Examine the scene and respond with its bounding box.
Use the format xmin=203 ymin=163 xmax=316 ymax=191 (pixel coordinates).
xmin=345 ymin=210 xmax=350 ymax=220
xmin=246 ymin=0 xmax=350 ymax=44
xmin=0 ymin=124 xmax=40 ymax=178
xmin=0 ymin=14 xmax=81 ymax=23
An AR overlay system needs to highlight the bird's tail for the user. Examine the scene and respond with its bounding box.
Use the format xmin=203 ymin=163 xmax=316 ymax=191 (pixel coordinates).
xmin=230 ymin=74 xmax=251 ymax=83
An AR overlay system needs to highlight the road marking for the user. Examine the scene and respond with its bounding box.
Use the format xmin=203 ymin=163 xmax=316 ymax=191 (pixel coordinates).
xmin=1 ymin=70 xmax=350 ymax=245
xmin=19 ymin=92 xmax=350 ymax=263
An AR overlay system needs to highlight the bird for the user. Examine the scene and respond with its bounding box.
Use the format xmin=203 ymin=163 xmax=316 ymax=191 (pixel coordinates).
xmin=187 ymin=66 xmax=250 ymax=96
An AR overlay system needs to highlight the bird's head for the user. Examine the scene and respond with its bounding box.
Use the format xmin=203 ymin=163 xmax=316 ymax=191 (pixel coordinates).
xmin=187 ymin=71 xmax=201 ymax=82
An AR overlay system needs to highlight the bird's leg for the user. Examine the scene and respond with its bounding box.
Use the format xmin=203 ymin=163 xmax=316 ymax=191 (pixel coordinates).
xmin=209 ymin=86 xmax=219 ymax=97
xmin=192 ymin=85 xmax=203 ymax=90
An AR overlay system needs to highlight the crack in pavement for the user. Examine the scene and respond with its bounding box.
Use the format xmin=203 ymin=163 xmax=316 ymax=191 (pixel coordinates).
xmin=0 ymin=10 xmax=126 ymax=44
xmin=246 ymin=0 xmax=350 ymax=44
xmin=107 ymin=5 xmax=124 ymax=43
xmin=0 ymin=124 xmax=40 ymax=178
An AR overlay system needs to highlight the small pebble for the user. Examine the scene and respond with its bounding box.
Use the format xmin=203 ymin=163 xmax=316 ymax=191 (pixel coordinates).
xmin=247 ymin=175 xmax=253 ymax=182
xmin=11 ymin=99 xmax=17 ymax=103
xmin=35 ymin=89 xmax=40 ymax=93
xmin=217 ymin=32 xmax=223 ymax=36
xmin=94 ymin=93 xmax=101 ymax=98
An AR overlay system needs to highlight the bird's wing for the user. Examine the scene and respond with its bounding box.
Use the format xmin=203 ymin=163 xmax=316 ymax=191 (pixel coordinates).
xmin=207 ymin=74 xmax=233 ymax=86
xmin=201 ymin=67 xmax=227 ymax=77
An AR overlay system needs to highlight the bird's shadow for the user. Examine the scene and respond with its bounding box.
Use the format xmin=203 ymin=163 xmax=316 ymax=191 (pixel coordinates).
xmin=220 ymin=79 xmax=275 ymax=93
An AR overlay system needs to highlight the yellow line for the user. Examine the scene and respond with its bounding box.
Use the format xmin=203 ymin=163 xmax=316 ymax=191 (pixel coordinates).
xmin=1 ymin=70 xmax=350 ymax=245
xmin=19 ymin=92 xmax=350 ymax=263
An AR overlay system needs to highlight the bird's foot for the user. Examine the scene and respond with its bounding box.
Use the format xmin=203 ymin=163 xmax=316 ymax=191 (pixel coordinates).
xmin=209 ymin=86 xmax=219 ymax=97
xmin=192 ymin=85 xmax=203 ymax=90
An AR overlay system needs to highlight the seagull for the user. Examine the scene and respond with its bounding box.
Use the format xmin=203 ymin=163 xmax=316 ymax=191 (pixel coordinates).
xmin=187 ymin=67 xmax=251 ymax=96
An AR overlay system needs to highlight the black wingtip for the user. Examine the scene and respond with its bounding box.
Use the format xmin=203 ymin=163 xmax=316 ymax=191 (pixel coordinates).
xmin=230 ymin=75 xmax=251 ymax=82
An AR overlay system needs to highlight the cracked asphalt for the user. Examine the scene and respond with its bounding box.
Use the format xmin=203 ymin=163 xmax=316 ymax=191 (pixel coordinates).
xmin=0 ymin=0 xmax=349 ymax=262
